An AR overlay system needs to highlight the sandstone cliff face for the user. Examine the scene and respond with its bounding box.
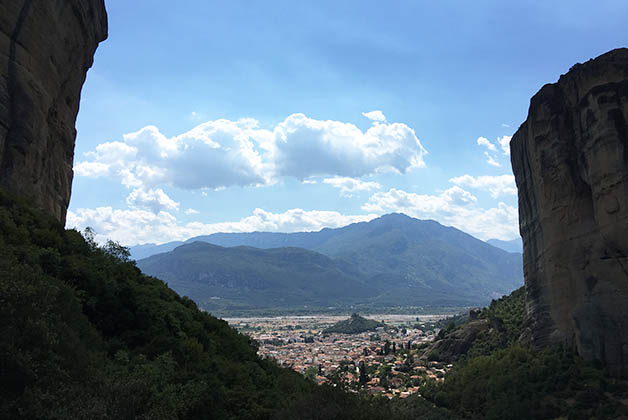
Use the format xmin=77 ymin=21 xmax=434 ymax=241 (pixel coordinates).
xmin=511 ymin=48 xmax=628 ymax=376
xmin=0 ymin=0 xmax=107 ymax=223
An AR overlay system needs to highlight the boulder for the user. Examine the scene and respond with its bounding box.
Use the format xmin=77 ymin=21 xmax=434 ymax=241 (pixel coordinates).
xmin=0 ymin=0 xmax=107 ymax=222
xmin=511 ymin=48 xmax=628 ymax=376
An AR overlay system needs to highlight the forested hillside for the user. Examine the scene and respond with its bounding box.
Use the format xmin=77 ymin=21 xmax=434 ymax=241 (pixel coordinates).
xmin=421 ymin=288 xmax=628 ymax=419
xmin=0 ymin=189 xmax=454 ymax=419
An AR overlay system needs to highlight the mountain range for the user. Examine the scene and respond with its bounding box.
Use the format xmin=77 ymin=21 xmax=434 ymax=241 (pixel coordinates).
xmin=136 ymin=214 xmax=523 ymax=312
xmin=486 ymin=238 xmax=523 ymax=253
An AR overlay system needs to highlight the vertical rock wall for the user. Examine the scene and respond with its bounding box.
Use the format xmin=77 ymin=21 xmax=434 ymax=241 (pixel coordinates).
xmin=511 ymin=48 xmax=628 ymax=376
xmin=0 ymin=0 xmax=107 ymax=223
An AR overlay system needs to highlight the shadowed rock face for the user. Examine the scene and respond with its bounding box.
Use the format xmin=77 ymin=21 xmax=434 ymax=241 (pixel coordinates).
xmin=0 ymin=0 xmax=107 ymax=223
xmin=511 ymin=48 xmax=628 ymax=376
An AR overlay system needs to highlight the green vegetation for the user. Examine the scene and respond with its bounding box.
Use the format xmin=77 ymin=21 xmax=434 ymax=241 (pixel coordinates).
xmin=0 ymin=190 xmax=455 ymax=419
xmin=422 ymin=287 xmax=628 ymax=419
xmin=424 ymin=346 xmax=628 ymax=420
xmin=323 ymin=313 xmax=384 ymax=334
xmin=0 ymin=190 xmax=312 ymax=419
xmin=7 ymin=188 xmax=623 ymax=419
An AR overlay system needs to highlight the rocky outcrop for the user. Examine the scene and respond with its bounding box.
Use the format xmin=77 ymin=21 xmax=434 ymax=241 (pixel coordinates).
xmin=421 ymin=320 xmax=490 ymax=363
xmin=511 ymin=48 xmax=628 ymax=376
xmin=0 ymin=1 xmax=107 ymax=223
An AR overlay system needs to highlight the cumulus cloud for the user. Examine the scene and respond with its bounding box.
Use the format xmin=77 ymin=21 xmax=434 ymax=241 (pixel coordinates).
xmin=75 ymin=112 xmax=427 ymax=191
xmin=477 ymin=136 xmax=497 ymax=152
xmin=497 ymin=135 xmax=512 ymax=156
xmin=362 ymin=110 xmax=387 ymax=122
xmin=270 ymin=113 xmax=427 ymax=179
xmin=66 ymin=207 xmax=378 ymax=246
xmin=476 ymin=135 xmax=513 ymax=166
xmin=185 ymin=208 xmax=200 ymax=215
xmin=75 ymin=121 xmax=268 ymax=189
xmin=126 ymin=187 xmax=179 ymax=213
xmin=449 ymin=174 xmax=516 ymax=198
xmin=323 ymin=177 xmax=381 ymax=196
xmin=362 ymin=187 xmax=518 ymax=240
xmin=485 ymin=152 xmax=501 ymax=167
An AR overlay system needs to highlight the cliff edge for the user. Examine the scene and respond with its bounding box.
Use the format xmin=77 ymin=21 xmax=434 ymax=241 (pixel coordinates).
xmin=511 ymin=48 xmax=628 ymax=376
xmin=0 ymin=1 xmax=108 ymax=223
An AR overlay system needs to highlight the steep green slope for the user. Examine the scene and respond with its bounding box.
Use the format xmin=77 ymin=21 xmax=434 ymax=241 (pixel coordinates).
xmin=421 ymin=287 xmax=628 ymax=419
xmin=4 ymin=190 xmax=463 ymax=419
xmin=0 ymin=190 xmax=317 ymax=419
xmin=137 ymin=242 xmax=376 ymax=311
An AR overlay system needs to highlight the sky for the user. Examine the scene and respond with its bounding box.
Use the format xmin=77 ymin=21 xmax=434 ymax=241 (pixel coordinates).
xmin=67 ymin=0 xmax=628 ymax=246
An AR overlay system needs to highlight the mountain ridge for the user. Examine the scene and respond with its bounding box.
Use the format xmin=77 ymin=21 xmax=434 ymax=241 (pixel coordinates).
xmin=136 ymin=214 xmax=523 ymax=312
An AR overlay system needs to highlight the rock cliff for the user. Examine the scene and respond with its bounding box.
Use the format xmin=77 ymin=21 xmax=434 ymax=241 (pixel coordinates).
xmin=0 ymin=0 xmax=107 ymax=223
xmin=511 ymin=48 xmax=628 ymax=376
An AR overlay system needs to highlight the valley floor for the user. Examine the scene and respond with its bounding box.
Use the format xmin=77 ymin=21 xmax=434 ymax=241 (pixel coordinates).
xmin=227 ymin=314 xmax=452 ymax=397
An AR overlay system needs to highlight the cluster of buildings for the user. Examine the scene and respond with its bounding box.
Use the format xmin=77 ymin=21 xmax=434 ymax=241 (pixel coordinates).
xmin=227 ymin=314 xmax=451 ymax=398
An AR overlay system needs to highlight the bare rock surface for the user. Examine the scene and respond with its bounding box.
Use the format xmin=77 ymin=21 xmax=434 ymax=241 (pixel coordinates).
xmin=0 ymin=0 xmax=107 ymax=222
xmin=511 ymin=48 xmax=628 ymax=376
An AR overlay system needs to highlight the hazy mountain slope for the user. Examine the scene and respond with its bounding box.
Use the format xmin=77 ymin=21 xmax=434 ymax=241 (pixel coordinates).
xmin=130 ymin=240 xmax=184 ymax=260
xmin=137 ymin=242 xmax=378 ymax=311
xmin=188 ymin=230 xmax=336 ymax=250
xmin=313 ymin=214 xmax=523 ymax=302
xmin=187 ymin=214 xmax=523 ymax=303
xmin=136 ymin=214 xmax=523 ymax=310
xmin=486 ymin=238 xmax=523 ymax=253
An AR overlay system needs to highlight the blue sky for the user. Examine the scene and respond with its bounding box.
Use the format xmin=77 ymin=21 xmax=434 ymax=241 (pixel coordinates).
xmin=67 ymin=0 xmax=628 ymax=245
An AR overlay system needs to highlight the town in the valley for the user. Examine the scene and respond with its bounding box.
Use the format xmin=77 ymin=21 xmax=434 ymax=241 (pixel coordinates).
xmin=226 ymin=314 xmax=453 ymax=399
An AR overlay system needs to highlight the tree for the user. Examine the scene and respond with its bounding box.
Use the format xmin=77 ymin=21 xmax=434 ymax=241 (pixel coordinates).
xmin=304 ymin=366 xmax=318 ymax=381
xmin=359 ymin=361 xmax=368 ymax=386
xmin=104 ymin=239 xmax=131 ymax=262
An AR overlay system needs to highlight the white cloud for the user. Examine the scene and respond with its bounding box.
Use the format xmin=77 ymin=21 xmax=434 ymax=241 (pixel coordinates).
xmin=66 ymin=207 xmax=378 ymax=246
xmin=74 ymin=112 xmax=427 ymax=191
xmin=476 ymin=136 xmax=497 ymax=152
xmin=185 ymin=208 xmax=200 ymax=215
xmin=323 ymin=177 xmax=381 ymax=196
xmin=362 ymin=110 xmax=387 ymax=122
xmin=475 ymin=135 xmax=512 ymax=165
xmin=497 ymin=135 xmax=512 ymax=156
xmin=362 ymin=188 xmax=518 ymax=240
xmin=485 ymin=152 xmax=501 ymax=167
xmin=302 ymin=179 xmax=317 ymax=185
xmin=75 ymin=121 xmax=268 ymax=190
xmin=126 ymin=187 xmax=180 ymax=213
xmin=449 ymin=174 xmax=516 ymax=198
xmin=270 ymin=113 xmax=427 ymax=179
xmin=501 ymin=123 xmax=510 ymax=128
